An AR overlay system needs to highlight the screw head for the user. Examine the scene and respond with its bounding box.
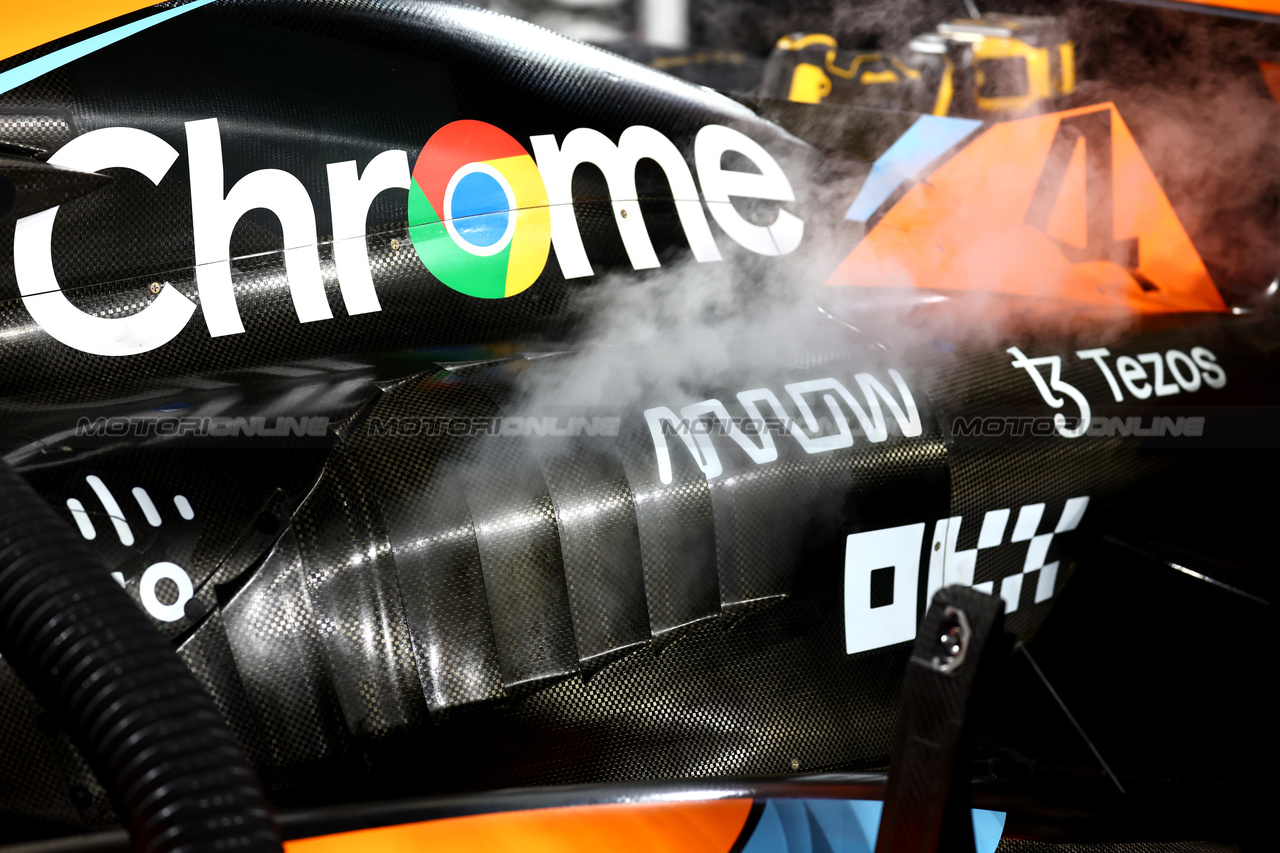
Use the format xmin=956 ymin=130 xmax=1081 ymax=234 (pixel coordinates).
xmin=924 ymin=606 xmax=971 ymax=673
xmin=789 ymin=757 xmax=800 ymax=771
xmin=390 ymin=238 xmax=401 ymax=251
xmin=620 ymin=208 xmax=628 ymax=219
xmin=149 ymin=282 xmax=162 ymax=294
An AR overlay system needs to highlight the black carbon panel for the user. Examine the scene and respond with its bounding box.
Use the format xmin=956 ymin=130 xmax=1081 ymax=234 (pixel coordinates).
xmin=346 ymin=374 xmax=507 ymax=711
xmin=392 ymin=469 xmax=504 ymax=711
xmin=995 ymin=843 xmax=1240 ymax=853
xmin=926 ymin=320 xmax=1276 ymax=635
xmin=291 ymin=446 xmax=429 ymax=740
xmin=532 ymin=434 xmax=651 ymax=668
xmin=456 ymin=413 xmax=580 ymax=688
xmin=445 ymin=358 xmax=650 ymax=668
xmin=349 ymin=582 xmax=914 ymax=797
xmin=0 ymin=156 xmax=108 ymax=222
xmin=177 ymin=609 xmax=273 ymax=772
xmin=707 ymin=438 xmax=850 ymax=612
xmin=17 ymin=446 xmax=309 ymax=641
xmin=0 ymin=662 xmax=81 ymax=834
xmin=0 ymin=48 xmax=70 ymax=108
xmin=427 ymin=360 xmax=581 ymax=687
xmin=219 ymin=533 xmax=353 ymax=787
xmin=0 ymin=0 xmax=828 ymax=408
xmin=616 ymin=416 xmax=723 ymax=640
xmin=0 ymin=112 xmax=74 ymax=156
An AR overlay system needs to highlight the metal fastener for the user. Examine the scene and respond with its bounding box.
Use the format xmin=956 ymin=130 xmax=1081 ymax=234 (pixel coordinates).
xmin=149 ymin=282 xmax=162 ymax=294
xmin=789 ymin=757 xmax=800 ymax=771
xmin=620 ymin=209 xmax=628 ymax=218
xmin=390 ymin=238 xmax=401 ymax=251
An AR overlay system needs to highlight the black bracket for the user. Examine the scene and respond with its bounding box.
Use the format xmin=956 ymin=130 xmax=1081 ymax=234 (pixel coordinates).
xmin=875 ymin=585 xmax=1006 ymax=853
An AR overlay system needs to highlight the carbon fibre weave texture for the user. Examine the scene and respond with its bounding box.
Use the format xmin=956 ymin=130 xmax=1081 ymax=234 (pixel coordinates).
xmin=170 ymin=348 xmax=948 ymax=801
xmin=918 ymin=320 xmax=1265 ymax=635
xmin=218 ymin=532 xmax=354 ymax=787
xmin=0 ymin=0 xmax=826 ymax=407
xmin=0 ymin=112 xmax=74 ymax=156
xmin=17 ymin=444 xmax=331 ymax=643
xmin=0 ymin=0 xmax=1274 ymax=832
xmin=292 ymin=447 xmax=430 ymax=739
xmin=4 ymin=319 xmax=1276 ymax=825
xmin=995 ymin=843 xmax=1240 ymax=853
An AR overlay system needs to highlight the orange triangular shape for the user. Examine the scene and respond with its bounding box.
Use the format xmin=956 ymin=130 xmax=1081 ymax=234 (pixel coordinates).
xmin=826 ymin=104 xmax=1226 ymax=315
xmin=1261 ymin=61 xmax=1280 ymax=107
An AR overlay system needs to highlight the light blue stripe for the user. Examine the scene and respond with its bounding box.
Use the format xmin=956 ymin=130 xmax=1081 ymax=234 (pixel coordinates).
xmin=740 ymin=799 xmax=1005 ymax=853
xmin=0 ymin=0 xmax=217 ymax=97
xmin=844 ymin=114 xmax=983 ymax=223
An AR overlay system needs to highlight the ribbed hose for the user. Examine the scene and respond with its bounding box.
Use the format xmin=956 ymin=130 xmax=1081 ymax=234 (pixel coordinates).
xmin=0 ymin=460 xmax=280 ymax=853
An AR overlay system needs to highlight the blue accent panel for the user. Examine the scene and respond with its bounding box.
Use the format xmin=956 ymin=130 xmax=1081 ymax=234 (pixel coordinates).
xmin=844 ymin=114 xmax=983 ymax=223
xmin=742 ymin=800 xmax=788 ymax=853
xmin=775 ymin=800 xmax=812 ymax=852
xmin=0 ymin=0 xmax=218 ymax=96
xmin=972 ymin=806 xmax=1008 ymax=853
xmin=450 ymin=172 xmax=511 ymax=247
xmin=739 ymin=799 xmax=1005 ymax=853
xmin=805 ymin=799 xmax=878 ymax=853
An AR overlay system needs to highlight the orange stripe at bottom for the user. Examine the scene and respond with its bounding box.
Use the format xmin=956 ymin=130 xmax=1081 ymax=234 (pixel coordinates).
xmin=286 ymin=798 xmax=756 ymax=853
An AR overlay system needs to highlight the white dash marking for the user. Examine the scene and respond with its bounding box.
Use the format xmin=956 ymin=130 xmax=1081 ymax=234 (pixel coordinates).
xmin=66 ymin=498 xmax=96 ymax=540
xmin=173 ymin=494 xmax=195 ymax=521
xmin=85 ymin=475 xmax=134 ymax=547
xmin=132 ymin=487 xmax=162 ymax=527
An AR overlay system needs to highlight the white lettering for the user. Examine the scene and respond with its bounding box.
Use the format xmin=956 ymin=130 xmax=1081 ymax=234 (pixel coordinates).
xmin=1191 ymin=346 xmax=1227 ymax=389
xmin=326 ymin=150 xmax=411 ymax=316
xmin=646 ymin=372 xmax=919 ymax=485
xmin=695 ymin=124 xmax=803 ymax=256
xmin=138 ymin=561 xmax=193 ymax=623
xmin=1138 ymin=351 xmax=1178 ymax=397
xmin=187 ymin=117 xmax=330 ymax=336
xmin=530 ymin=125 xmax=722 ymax=278
xmin=14 ymin=127 xmax=197 ymax=355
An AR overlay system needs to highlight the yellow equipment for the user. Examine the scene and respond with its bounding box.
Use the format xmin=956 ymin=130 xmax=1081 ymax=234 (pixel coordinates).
xmin=762 ymin=14 xmax=1076 ymax=118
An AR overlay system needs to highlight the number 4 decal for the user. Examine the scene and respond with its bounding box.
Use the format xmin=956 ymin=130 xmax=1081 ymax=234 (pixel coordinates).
xmin=1024 ymin=109 xmax=1146 ymax=282
xmin=827 ymin=103 xmax=1225 ymax=314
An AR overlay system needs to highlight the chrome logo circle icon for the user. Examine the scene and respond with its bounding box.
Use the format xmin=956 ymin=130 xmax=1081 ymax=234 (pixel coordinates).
xmin=408 ymin=120 xmax=551 ymax=298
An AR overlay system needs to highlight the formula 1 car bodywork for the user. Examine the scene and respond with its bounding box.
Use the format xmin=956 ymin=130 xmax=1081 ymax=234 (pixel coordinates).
xmin=0 ymin=2 xmax=1275 ymax=852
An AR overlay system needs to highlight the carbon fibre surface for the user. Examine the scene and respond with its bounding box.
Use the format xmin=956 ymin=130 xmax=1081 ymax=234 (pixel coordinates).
xmin=3 ymin=316 xmax=1277 ymax=838
xmin=0 ymin=0 xmax=1275 ymax=846
xmin=994 ymin=844 xmax=1241 ymax=853
xmin=0 ymin=0 xmax=830 ymax=406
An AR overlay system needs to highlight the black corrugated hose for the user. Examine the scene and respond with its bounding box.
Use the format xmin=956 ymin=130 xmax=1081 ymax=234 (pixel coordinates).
xmin=0 ymin=460 xmax=280 ymax=853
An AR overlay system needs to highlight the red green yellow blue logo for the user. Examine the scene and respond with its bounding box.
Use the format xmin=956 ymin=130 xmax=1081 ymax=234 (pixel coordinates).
xmin=408 ymin=120 xmax=550 ymax=299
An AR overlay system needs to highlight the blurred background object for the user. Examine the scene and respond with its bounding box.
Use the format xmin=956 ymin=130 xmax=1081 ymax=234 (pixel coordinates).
xmin=484 ymin=0 xmax=1280 ymax=305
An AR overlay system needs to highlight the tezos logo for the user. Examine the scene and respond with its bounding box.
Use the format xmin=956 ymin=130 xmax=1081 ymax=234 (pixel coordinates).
xmin=408 ymin=121 xmax=550 ymax=299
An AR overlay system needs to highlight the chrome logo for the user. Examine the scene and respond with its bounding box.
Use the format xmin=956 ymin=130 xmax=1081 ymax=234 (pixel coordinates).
xmin=407 ymin=120 xmax=551 ymax=299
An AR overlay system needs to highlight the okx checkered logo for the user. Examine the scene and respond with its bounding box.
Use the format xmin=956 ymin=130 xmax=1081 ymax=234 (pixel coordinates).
xmin=843 ymin=496 xmax=1088 ymax=655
